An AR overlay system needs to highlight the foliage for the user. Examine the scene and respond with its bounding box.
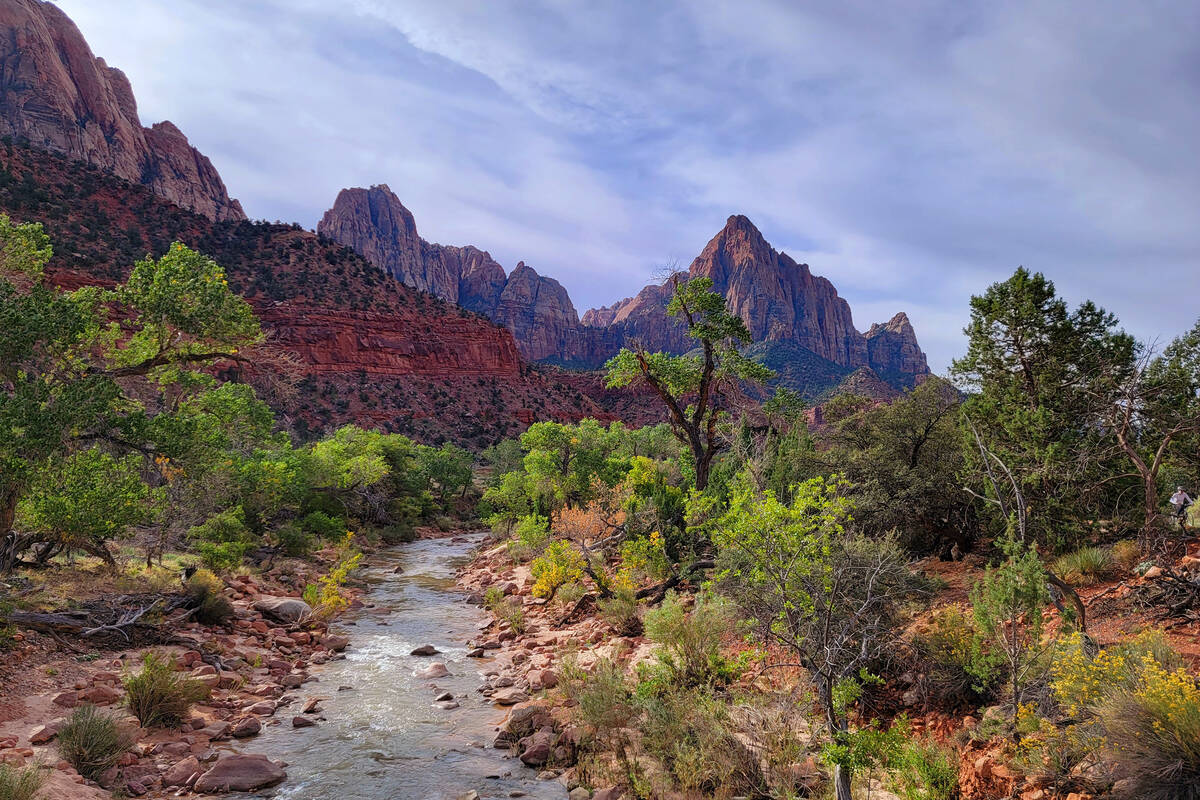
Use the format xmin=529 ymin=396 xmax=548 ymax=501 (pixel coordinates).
xmin=300 ymin=511 xmax=346 ymax=541
xmin=888 ymin=735 xmax=960 ymax=800
xmin=1111 ymin=539 xmax=1141 ymax=573
xmin=0 ymin=762 xmax=47 ymax=800
xmin=1052 ymin=545 xmax=1115 ymax=586
xmin=185 ymin=567 xmax=234 ymax=624
xmin=123 ymin=651 xmax=209 ymax=727
xmin=302 ymin=533 xmax=362 ymax=618
xmin=912 ymin=605 xmax=999 ymax=705
xmin=19 ymin=447 xmax=162 ymax=567
xmin=643 ymin=591 xmax=737 ymax=688
xmin=618 ymin=530 xmax=671 ymax=584
xmin=952 ymin=267 xmax=1135 ymax=549
xmin=188 ymin=506 xmax=255 ymax=571
xmin=969 ymin=530 xmax=1052 ymax=736
xmin=606 ymin=275 xmax=772 ymax=491
xmin=416 ymin=441 xmax=473 ymax=508
xmin=506 ymin=514 xmax=550 ymax=562
xmin=1050 ymin=629 xmax=1180 ymax=718
xmin=597 ymin=584 xmax=640 ymax=636
xmin=530 ymin=540 xmax=586 ymax=599
xmin=1096 ymin=655 xmax=1200 ymax=800
xmin=273 ymin=522 xmax=314 ymax=556
xmin=820 ymin=377 xmax=974 ymax=556
xmin=55 ymin=705 xmax=132 ymax=779
xmin=714 ymin=478 xmax=925 ymax=799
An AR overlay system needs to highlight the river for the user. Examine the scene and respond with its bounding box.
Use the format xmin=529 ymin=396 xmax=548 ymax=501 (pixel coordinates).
xmin=229 ymin=534 xmax=565 ymax=800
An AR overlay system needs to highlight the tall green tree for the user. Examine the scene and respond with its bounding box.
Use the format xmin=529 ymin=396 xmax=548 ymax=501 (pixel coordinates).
xmin=951 ymin=267 xmax=1134 ymax=547
xmin=605 ymin=276 xmax=772 ymax=491
xmin=0 ymin=217 xmax=263 ymax=571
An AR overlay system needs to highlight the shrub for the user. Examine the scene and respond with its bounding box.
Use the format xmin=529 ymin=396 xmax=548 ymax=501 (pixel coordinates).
xmin=300 ymin=511 xmax=346 ymax=541
xmin=912 ymin=605 xmax=998 ymax=705
xmin=640 ymin=687 xmax=764 ymax=797
xmin=1051 ymin=629 xmax=1180 ymax=717
xmin=483 ymin=586 xmax=506 ymax=611
xmin=302 ymin=533 xmax=362 ymax=619
xmin=1111 ymin=539 xmax=1141 ymax=573
xmin=1052 ymin=546 xmax=1115 ymax=586
xmin=56 ymin=705 xmax=132 ymax=779
xmin=619 ymin=531 xmax=671 ymax=584
xmin=124 ymin=652 xmax=209 ymax=728
xmin=273 ymin=522 xmax=314 ymax=556
xmin=555 ymin=581 xmax=586 ymax=609
xmin=0 ymin=762 xmax=47 ymax=800
xmin=889 ymin=735 xmax=959 ymax=800
xmin=643 ymin=591 xmax=736 ymax=688
xmin=561 ymin=656 xmax=638 ymax=733
xmin=1097 ymin=656 xmax=1200 ymax=800
xmin=530 ymin=540 xmax=586 ymax=599
xmin=494 ymin=597 xmax=526 ymax=634
xmin=506 ymin=514 xmax=550 ymax=562
xmin=598 ymin=585 xmax=641 ymax=636
xmin=185 ymin=568 xmax=234 ymax=625
xmin=188 ymin=506 xmax=255 ymax=571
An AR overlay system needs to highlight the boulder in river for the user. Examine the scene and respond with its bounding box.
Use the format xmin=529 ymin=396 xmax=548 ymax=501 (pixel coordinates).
xmin=253 ymin=596 xmax=312 ymax=624
xmin=415 ymin=662 xmax=450 ymax=679
xmin=194 ymin=753 xmax=286 ymax=793
xmin=410 ymin=644 xmax=441 ymax=656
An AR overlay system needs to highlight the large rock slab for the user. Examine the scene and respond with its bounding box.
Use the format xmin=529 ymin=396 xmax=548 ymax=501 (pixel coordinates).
xmin=253 ymin=596 xmax=312 ymax=624
xmin=194 ymin=753 xmax=286 ymax=793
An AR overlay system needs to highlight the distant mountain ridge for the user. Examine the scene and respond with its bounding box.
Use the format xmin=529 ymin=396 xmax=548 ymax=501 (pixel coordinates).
xmin=318 ymin=185 xmax=930 ymax=396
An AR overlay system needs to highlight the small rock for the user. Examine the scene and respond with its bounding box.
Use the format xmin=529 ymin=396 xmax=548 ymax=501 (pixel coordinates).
xmin=292 ymin=716 xmax=317 ymax=728
xmin=163 ymin=755 xmax=202 ymax=787
xmin=493 ymin=688 xmax=529 ymax=706
xmin=569 ymin=789 xmax=591 ymax=800
xmin=411 ymin=644 xmax=441 ymax=656
xmin=231 ymin=717 xmax=262 ymax=738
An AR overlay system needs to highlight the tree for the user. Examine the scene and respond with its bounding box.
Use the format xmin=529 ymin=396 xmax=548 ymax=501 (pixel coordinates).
xmin=968 ymin=530 xmax=1051 ymax=740
xmin=714 ymin=478 xmax=925 ymax=800
xmin=0 ymin=218 xmax=264 ymax=571
xmin=951 ymin=267 xmax=1134 ymax=548
xmin=417 ymin=442 xmax=474 ymax=508
xmin=19 ymin=448 xmax=162 ymax=566
xmin=824 ymin=377 xmax=974 ymax=555
xmin=606 ymin=276 xmax=772 ymax=491
xmin=1097 ymin=320 xmax=1200 ymax=536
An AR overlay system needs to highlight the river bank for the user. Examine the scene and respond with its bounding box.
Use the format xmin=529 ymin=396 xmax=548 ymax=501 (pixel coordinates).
xmin=0 ymin=534 xmax=566 ymax=799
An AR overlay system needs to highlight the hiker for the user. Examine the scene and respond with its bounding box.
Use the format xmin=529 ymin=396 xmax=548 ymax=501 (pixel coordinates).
xmin=1170 ymin=486 xmax=1193 ymax=530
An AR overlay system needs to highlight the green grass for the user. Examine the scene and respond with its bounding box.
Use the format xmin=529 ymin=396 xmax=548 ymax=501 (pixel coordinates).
xmin=0 ymin=762 xmax=48 ymax=800
xmin=1052 ymin=546 xmax=1115 ymax=586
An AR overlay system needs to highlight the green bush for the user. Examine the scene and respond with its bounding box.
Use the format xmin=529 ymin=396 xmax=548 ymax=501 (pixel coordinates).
xmin=889 ymin=736 xmax=959 ymax=800
xmin=598 ymin=585 xmax=640 ymax=636
xmin=273 ymin=522 xmax=314 ymax=556
xmin=1052 ymin=546 xmax=1115 ymax=586
xmin=0 ymin=762 xmax=47 ymax=800
xmin=561 ymin=656 xmax=638 ymax=733
xmin=300 ymin=510 xmax=346 ymax=541
xmin=643 ymin=591 xmax=736 ymax=688
xmin=185 ymin=568 xmax=234 ymax=625
xmin=56 ymin=705 xmax=132 ymax=779
xmin=506 ymin=514 xmax=550 ymax=562
xmin=188 ymin=506 xmax=255 ymax=571
xmin=912 ymin=605 xmax=998 ymax=705
xmin=123 ymin=652 xmax=209 ymax=728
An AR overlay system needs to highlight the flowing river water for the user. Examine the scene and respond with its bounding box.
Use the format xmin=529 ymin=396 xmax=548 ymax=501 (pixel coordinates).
xmin=229 ymin=534 xmax=565 ymax=800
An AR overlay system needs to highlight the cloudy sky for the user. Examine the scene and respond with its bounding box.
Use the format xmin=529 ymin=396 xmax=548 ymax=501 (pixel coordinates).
xmin=56 ymin=0 xmax=1200 ymax=371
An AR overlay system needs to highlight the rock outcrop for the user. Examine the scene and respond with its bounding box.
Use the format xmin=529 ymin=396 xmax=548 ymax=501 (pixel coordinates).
xmin=319 ymin=189 xmax=931 ymax=395
xmin=0 ymin=0 xmax=244 ymax=221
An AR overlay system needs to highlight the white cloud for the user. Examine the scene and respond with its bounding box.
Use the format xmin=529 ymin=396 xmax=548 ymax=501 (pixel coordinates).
xmin=51 ymin=0 xmax=1200 ymax=371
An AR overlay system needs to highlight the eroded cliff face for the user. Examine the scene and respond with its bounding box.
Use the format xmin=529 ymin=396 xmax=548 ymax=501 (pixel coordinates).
xmin=0 ymin=0 xmax=244 ymax=221
xmin=320 ymin=188 xmax=933 ymax=392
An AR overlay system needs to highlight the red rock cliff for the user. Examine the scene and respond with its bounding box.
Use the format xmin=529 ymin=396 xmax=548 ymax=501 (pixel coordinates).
xmin=0 ymin=0 xmax=245 ymax=221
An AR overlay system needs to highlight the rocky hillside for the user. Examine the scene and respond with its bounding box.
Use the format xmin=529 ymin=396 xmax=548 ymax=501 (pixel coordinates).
xmin=319 ymin=187 xmax=930 ymax=395
xmin=0 ymin=141 xmax=650 ymax=446
xmin=0 ymin=0 xmax=244 ymax=221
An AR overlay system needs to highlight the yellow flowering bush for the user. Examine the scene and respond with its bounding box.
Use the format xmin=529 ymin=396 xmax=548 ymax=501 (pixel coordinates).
xmin=1051 ymin=629 xmax=1178 ymax=717
xmin=303 ymin=532 xmax=362 ymax=618
xmin=530 ymin=540 xmax=586 ymax=599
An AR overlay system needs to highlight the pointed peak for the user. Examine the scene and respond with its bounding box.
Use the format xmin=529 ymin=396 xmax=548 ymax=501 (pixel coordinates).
xmin=722 ymin=214 xmax=765 ymax=238
xmin=867 ymin=312 xmax=915 ymax=338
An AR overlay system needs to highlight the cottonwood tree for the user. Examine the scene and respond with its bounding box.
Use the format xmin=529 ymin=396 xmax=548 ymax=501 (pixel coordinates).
xmin=714 ymin=478 xmax=925 ymax=800
xmin=605 ymin=275 xmax=772 ymax=492
xmin=1 ymin=219 xmax=265 ymax=571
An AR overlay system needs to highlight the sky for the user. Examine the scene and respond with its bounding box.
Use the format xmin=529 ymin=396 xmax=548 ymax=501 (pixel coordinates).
xmin=55 ymin=0 xmax=1200 ymax=372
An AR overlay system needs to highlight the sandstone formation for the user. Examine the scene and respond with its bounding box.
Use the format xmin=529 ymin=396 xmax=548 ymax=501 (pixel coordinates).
xmin=0 ymin=0 xmax=244 ymax=221
xmin=320 ymin=187 xmax=931 ymax=394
